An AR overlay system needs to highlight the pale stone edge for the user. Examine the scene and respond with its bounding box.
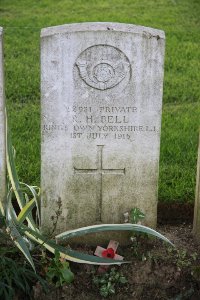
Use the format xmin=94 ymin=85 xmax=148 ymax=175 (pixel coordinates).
xmin=41 ymin=22 xmax=165 ymax=39
xmin=0 ymin=27 xmax=6 ymax=214
xmin=193 ymin=131 xmax=200 ymax=237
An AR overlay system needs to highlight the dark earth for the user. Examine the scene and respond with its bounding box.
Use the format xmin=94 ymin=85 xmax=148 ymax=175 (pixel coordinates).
xmin=14 ymin=204 xmax=200 ymax=300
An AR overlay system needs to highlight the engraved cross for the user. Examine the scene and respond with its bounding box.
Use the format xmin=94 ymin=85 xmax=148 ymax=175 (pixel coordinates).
xmin=74 ymin=145 xmax=125 ymax=222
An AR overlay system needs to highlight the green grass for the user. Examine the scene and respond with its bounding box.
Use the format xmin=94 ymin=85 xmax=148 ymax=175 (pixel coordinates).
xmin=0 ymin=0 xmax=200 ymax=202
xmin=159 ymin=102 xmax=200 ymax=202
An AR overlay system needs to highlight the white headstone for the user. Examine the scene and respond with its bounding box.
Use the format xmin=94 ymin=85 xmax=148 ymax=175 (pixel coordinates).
xmin=193 ymin=132 xmax=200 ymax=238
xmin=41 ymin=23 xmax=165 ymax=235
xmin=0 ymin=27 xmax=6 ymax=215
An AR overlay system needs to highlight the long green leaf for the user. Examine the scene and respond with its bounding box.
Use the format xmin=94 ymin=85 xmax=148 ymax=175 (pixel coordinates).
xmin=6 ymin=190 xmax=35 ymax=271
xmin=6 ymin=188 xmax=18 ymax=223
xmin=20 ymin=182 xmax=41 ymax=227
xmin=23 ymin=226 xmax=128 ymax=265
xmin=6 ymin=114 xmax=37 ymax=231
xmin=6 ymin=119 xmax=25 ymax=209
xmin=55 ymin=223 xmax=174 ymax=247
xmin=17 ymin=199 xmax=35 ymax=225
xmin=0 ymin=201 xmax=5 ymax=217
xmin=7 ymin=220 xmax=35 ymax=272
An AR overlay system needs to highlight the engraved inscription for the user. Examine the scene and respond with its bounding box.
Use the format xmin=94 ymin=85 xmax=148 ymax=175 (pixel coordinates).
xmin=74 ymin=145 xmax=125 ymax=221
xmin=42 ymin=105 xmax=157 ymax=141
xmin=75 ymin=45 xmax=131 ymax=90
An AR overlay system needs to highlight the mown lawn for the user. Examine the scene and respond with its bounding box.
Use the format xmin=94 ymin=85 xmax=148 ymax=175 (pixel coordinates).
xmin=0 ymin=0 xmax=199 ymax=202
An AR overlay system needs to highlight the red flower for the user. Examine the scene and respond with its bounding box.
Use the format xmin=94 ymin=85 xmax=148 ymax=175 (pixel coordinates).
xmin=102 ymin=248 xmax=115 ymax=259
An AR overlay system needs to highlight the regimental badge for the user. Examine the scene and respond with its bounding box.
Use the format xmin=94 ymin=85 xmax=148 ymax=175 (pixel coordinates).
xmin=75 ymin=45 xmax=131 ymax=91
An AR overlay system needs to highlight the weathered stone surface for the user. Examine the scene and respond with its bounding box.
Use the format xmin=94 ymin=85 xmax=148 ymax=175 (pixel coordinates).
xmin=193 ymin=132 xmax=200 ymax=238
xmin=41 ymin=23 xmax=165 ymax=236
xmin=0 ymin=27 xmax=6 ymax=215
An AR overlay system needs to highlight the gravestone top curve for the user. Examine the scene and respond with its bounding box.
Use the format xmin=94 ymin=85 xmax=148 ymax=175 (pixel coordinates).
xmin=41 ymin=22 xmax=165 ymax=39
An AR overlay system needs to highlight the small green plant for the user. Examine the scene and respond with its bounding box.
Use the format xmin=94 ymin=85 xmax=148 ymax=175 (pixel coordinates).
xmin=167 ymin=247 xmax=198 ymax=269
xmin=176 ymin=249 xmax=197 ymax=268
xmin=176 ymin=249 xmax=190 ymax=268
xmin=46 ymin=250 xmax=74 ymax=287
xmin=130 ymin=208 xmax=148 ymax=258
xmin=130 ymin=236 xmax=155 ymax=261
xmin=130 ymin=207 xmax=145 ymax=224
xmin=130 ymin=236 xmax=141 ymax=258
xmin=93 ymin=267 xmax=127 ymax=298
